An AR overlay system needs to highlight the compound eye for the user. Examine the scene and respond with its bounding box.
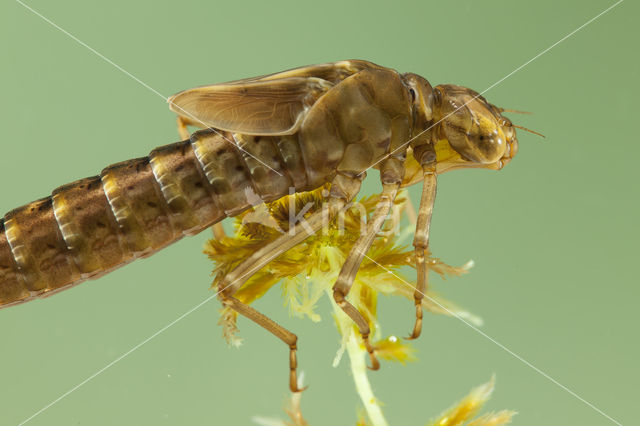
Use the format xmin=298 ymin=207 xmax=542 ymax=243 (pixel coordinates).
xmin=444 ymin=122 xmax=506 ymax=164
xmin=473 ymin=130 xmax=507 ymax=163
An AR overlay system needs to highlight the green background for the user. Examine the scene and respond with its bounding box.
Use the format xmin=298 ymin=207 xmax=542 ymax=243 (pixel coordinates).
xmin=1 ymin=1 xmax=637 ymax=425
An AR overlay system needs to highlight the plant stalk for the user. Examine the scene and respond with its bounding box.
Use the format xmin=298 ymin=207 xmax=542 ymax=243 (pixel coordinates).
xmin=346 ymin=332 xmax=388 ymax=426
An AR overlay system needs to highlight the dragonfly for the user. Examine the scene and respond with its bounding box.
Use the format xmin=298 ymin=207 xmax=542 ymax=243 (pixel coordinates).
xmin=0 ymin=59 xmax=530 ymax=391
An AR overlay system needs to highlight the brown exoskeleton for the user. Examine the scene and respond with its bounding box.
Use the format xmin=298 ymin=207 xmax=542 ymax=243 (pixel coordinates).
xmin=0 ymin=60 xmax=521 ymax=392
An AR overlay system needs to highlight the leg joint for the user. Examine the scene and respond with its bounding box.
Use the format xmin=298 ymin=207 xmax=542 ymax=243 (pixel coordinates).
xmin=413 ymin=241 xmax=428 ymax=250
xmin=332 ymin=289 xmax=345 ymax=305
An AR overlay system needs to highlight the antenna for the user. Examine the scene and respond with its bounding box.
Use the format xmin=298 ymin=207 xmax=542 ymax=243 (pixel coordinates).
xmin=512 ymin=124 xmax=545 ymax=138
xmin=499 ymin=108 xmax=532 ymax=115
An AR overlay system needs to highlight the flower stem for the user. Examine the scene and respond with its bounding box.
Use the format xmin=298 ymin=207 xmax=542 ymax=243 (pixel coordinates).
xmin=346 ymin=332 xmax=388 ymax=426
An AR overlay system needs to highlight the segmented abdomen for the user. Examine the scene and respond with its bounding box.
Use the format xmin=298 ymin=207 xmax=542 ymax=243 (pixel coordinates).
xmin=0 ymin=129 xmax=313 ymax=308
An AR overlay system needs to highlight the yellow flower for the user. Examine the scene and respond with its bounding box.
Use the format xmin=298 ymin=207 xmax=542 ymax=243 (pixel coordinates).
xmin=429 ymin=376 xmax=516 ymax=426
xmin=374 ymin=335 xmax=417 ymax=365
xmin=205 ymin=186 xmax=478 ymax=347
xmin=205 ymin=186 xmax=513 ymax=426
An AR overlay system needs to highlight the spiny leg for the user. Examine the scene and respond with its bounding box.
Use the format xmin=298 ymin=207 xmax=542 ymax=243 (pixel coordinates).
xmin=175 ymin=115 xmax=203 ymax=140
xmin=219 ymin=203 xmax=347 ymax=392
xmin=332 ymin=158 xmax=404 ymax=370
xmin=220 ymin=296 xmax=304 ymax=392
xmin=211 ymin=222 xmax=227 ymax=240
xmin=407 ymin=149 xmax=437 ymax=340
xmin=218 ymin=173 xmax=362 ymax=392
xmin=333 ymin=183 xmax=399 ymax=370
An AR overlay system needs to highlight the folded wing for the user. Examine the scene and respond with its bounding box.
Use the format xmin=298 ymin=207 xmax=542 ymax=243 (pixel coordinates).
xmin=168 ymin=60 xmax=384 ymax=136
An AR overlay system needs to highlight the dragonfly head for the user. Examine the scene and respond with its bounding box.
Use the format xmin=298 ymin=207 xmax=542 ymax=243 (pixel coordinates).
xmin=429 ymin=84 xmax=519 ymax=172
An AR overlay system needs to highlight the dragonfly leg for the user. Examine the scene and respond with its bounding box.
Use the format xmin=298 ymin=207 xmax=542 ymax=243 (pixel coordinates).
xmin=217 ymin=172 xmax=362 ymax=391
xmin=407 ymin=148 xmax=437 ymax=340
xmin=332 ymin=158 xmax=404 ymax=370
xmin=175 ymin=115 xmax=205 ymax=140
xmin=211 ymin=222 xmax=226 ymax=240
xmin=219 ymin=295 xmax=305 ymax=392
